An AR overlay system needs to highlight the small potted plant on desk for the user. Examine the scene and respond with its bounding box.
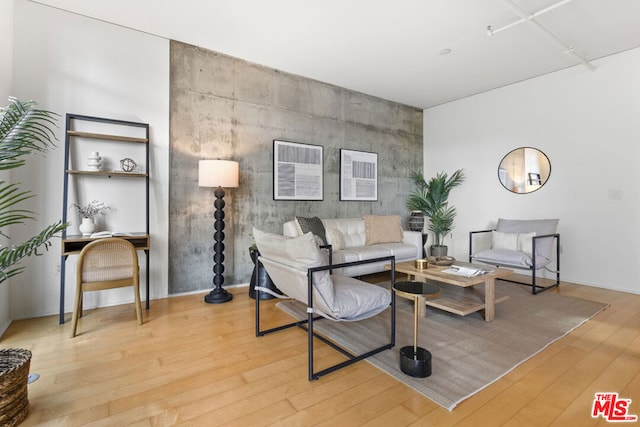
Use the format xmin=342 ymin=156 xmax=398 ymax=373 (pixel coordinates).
xmin=70 ymin=200 xmax=110 ymax=235
xmin=407 ymin=169 xmax=465 ymax=257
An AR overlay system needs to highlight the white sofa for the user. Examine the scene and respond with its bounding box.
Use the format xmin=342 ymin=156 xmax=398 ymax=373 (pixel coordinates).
xmin=283 ymin=217 xmax=422 ymax=277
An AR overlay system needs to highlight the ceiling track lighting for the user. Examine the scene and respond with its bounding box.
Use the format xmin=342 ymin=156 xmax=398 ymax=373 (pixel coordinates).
xmin=488 ymin=0 xmax=575 ymax=36
xmin=488 ymin=0 xmax=596 ymax=71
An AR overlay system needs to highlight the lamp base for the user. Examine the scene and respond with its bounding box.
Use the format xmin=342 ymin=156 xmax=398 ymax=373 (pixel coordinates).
xmin=204 ymin=287 xmax=233 ymax=304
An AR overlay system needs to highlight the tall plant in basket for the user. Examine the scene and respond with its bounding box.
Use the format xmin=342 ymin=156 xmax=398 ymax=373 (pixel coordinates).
xmin=0 ymin=97 xmax=68 ymax=426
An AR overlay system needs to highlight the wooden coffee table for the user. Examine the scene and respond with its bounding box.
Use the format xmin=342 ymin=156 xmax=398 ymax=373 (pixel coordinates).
xmin=386 ymin=261 xmax=513 ymax=321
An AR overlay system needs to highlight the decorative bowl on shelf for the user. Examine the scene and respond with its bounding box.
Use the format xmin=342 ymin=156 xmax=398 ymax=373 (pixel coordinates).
xmin=427 ymin=256 xmax=455 ymax=266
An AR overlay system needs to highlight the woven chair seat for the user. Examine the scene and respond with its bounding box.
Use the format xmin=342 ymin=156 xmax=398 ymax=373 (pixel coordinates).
xmin=71 ymin=238 xmax=143 ymax=337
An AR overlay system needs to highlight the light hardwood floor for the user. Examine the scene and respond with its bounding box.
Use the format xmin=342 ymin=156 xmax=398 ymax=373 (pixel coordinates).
xmin=1 ymin=275 xmax=639 ymax=426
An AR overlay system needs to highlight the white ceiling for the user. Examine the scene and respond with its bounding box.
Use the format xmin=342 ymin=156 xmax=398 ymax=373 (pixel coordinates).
xmin=31 ymin=0 xmax=640 ymax=109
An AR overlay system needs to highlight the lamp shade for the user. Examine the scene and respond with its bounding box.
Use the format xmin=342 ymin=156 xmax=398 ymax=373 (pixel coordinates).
xmin=198 ymin=159 xmax=239 ymax=188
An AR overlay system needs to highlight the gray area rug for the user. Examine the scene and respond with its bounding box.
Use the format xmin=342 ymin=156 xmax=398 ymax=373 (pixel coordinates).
xmin=277 ymin=282 xmax=608 ymax=411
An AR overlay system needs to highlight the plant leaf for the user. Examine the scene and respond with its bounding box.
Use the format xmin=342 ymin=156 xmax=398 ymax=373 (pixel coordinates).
xmin=0 ymin=221 xmax=68 ymax=284
xmin=0 ymin=97 xmax=68 ymax=284
xmin=0 ymin=97 xmax=59 ymax=171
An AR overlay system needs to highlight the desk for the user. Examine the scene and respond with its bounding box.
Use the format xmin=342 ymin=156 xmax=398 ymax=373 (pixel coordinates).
xmin=59 ymin=233 xmax=150 ymax=324
xmin=393 ymin=280 xmax=442 ymax=378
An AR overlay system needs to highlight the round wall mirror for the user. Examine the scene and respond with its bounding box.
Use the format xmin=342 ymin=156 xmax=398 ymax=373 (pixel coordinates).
xmin=498 ymin=147 xmax=551 ymax=194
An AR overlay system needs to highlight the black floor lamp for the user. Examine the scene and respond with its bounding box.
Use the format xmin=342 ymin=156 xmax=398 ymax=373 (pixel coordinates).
xmin=198 ymin=159 xmax=239 ymax=304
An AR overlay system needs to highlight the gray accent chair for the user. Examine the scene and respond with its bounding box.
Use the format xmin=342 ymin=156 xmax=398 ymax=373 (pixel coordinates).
xmin=253 ymin=228 xmax=396 ymax=380
xmin=469 ymin=218 xmax=560 ymax=294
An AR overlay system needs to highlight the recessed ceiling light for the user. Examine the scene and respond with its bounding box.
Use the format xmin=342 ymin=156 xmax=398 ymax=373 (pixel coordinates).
xmin=439 ymin=48 xmax=452 ymax=56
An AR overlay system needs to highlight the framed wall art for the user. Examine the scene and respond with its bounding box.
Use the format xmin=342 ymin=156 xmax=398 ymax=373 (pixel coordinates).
xmin=273 ymin=139 xmax=323 ymax=200
xmin=528 ymin=172 xmax=542 ymax=185
xmin=339 ymin=149 xmax=378 ymax=201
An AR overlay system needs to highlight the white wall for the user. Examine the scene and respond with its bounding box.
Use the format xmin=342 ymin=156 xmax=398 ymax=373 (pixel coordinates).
xmin=8 ymin=0 xmax=170 ymax=320
xmin=0 ymin=0 xmax=16 ymax=334
xmin=424 ymin=48 xmax=640 ymax=294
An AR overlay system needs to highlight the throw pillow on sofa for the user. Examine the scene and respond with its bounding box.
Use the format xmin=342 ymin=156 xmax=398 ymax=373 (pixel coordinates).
xmin=295 ymin=216 xmax=327 ymax=245
xmin=362 ymin=215 xmax=403 ymax=245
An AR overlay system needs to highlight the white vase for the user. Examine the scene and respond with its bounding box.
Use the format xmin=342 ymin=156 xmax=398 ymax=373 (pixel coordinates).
xmin=79 ymin=217 xmax=96 ymax=235
xmin=87 ymin=151 xmax=102 ymax=171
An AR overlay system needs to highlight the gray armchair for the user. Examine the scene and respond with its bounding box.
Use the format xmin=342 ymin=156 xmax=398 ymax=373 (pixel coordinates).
xmin=253 ymin=228 xmax=396 ymax=380
xmin=469 ymin=218 xmax=560 ymax=294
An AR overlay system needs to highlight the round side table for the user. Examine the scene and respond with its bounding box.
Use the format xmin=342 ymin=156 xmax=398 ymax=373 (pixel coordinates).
xmin=393 ymin=280 xmax=442 ymax=378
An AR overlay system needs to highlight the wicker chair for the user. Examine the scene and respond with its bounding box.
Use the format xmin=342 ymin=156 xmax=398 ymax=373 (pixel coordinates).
xmin=71 ymin=238 xmax=143 ymax=337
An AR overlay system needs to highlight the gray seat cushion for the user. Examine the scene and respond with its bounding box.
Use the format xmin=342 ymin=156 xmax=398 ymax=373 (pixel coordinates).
xmin=332 ymin=275 xmax=390 ymax=321
xmin=473 ymin=248 xmax=550 ymax=269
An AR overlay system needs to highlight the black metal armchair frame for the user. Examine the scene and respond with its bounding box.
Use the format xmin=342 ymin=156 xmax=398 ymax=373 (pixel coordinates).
xmin=255 ymin=255 xmax=396 ymax=380
xmin=469 ymin=229 xmax=560 ymax=295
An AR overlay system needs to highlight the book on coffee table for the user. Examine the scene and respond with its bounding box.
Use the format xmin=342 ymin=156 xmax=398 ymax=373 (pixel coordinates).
xmin=442 ymin=265 xmax=488 ymax=277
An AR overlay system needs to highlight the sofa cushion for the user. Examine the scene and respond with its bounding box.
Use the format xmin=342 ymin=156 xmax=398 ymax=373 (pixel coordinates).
xmin=321 ymin=218 xmax=366 ymax=248
xmin=325 ymin=228 xmax=345 ymax=250
xmin=473 ymin=248 xmax=551 ymax=269
xmin=363 ymin=215 xmax=403 ymax=245
xmin=295 ymin=216 xmax=327 ymax=245
xmin=334 ymin=243 xmax=417 ymax=265
xmin=335 ymin=245 xmax=392 ymax=264
xmin=331 ymin=242 xmax=418 ymax=277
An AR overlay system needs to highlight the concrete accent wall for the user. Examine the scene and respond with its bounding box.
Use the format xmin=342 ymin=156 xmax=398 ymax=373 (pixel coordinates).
xmin=169 ymin=41 xmax=422 ymax=294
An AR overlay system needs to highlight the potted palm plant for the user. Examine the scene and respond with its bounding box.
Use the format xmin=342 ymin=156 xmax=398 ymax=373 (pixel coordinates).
xmin=0 ymin=97 xmax=68 ymax=426
xmin=407 ymin=169 xmax=465 ymax=256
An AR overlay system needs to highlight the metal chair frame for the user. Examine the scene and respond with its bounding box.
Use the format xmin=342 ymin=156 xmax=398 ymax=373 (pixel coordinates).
xmin=255 ymin=255 xmax=396 ymax=380
xmin=469 ymin=229 xmax=560 ymax=295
